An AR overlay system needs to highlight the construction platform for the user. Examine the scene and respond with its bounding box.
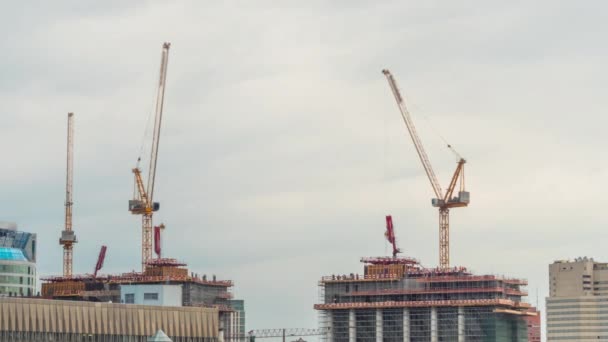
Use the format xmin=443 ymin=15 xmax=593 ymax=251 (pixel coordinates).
xmin=42 ymin=258 xmax=233 ymax=307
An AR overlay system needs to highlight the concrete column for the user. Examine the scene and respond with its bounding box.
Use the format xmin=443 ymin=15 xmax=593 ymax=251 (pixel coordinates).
xmin=431 ymin=307 xmax=438 ymax=342
xmin=376 ymin=309 xmax=383 ymax=342
xmin=403 ymin=308 xmax=410 ymax=342
xmin=457 ymin=307 xmax=465 ymax=342
xmin=349 ymin=309 xmax=356 ymax=342
xmin=219 ymin=315 xmax=225 ymax=342
xmin=326 ymin=311 xmax=333 ymax=342
xmin=232 ymin=312 xmax=238 ymax=342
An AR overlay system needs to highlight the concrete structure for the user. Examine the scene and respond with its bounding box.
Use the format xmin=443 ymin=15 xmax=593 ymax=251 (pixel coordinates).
xmin=0 ymin=222 xmax=36 ymax=296
xmin=547 ymin=257 xmax=608 ymax=341
xmin=315 ymin=256 xmax=535 ymax=342
xmin=0 ymin=297 xmax=218 ymax=341
xmin=121 ymin=284 xmax=183 ymax=306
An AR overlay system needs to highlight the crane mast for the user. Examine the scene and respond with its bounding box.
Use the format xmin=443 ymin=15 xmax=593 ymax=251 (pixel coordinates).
xmin=59 ymin=112 xmax=77 ymax=277
xmin=382 ymin=69 xmax=469 ymax=269
xmin=129 ymin=42 xmax=170 ymax=270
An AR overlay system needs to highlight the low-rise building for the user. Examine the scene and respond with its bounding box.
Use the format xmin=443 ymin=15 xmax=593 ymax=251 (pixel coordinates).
xmin=0 ymin=297 xmax=218 ymax=341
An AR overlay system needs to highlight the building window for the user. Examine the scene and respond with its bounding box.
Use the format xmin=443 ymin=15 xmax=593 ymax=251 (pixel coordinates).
xmin=125 ymin=293 xmax=135 ymax=304
xmin=144 ymin=293 xmax=159 ymax=300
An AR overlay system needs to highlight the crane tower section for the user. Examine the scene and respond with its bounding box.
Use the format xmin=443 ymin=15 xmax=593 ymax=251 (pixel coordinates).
xmin=129 ymin=42 xmax=170 ymax=270
xmin=382 ymin=69 xmax=469 ymax=269
xmin=59 ymin=112 xmax=77 ymax=277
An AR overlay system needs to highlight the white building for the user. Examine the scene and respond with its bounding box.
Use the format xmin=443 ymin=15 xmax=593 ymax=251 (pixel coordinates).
xmin=120 ymin=284 xmax=182 ymax=307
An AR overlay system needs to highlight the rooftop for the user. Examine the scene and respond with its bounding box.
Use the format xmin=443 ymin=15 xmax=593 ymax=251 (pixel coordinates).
xmin=0 ymin=247 xmax=27 ymax=261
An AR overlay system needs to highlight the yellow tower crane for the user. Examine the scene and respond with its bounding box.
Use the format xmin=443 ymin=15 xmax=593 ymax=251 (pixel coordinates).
xmin=382 ymin=69 xmax=469 ymax=269
xmin=129 ymin=42 xmax=170 ymax=270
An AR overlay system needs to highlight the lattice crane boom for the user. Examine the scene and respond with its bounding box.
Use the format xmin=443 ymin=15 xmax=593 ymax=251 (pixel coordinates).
xmin=248 ymin=328 xmax=329 ymax=338
xmin=382 ymin=69 xmax=443 ymax=200
xmin=230 ymin=328 xmax=329 ymax=342
xmin=60 ymin=112 xmax=77 ymax=277
xmin=382 ymin=69 xmax=469 ymax=269
xmin=147 ymin=42 xmax=170 ymax=204
xmin=129 ymin=42 xmax=170 ymax=270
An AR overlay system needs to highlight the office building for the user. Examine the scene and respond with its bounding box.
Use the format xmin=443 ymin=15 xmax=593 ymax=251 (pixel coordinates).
xmin=547 ymin=257 xmax=608 ymax=341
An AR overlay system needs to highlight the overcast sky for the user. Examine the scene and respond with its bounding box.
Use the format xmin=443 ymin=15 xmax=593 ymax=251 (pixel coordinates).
xmin=2 ymin=1 xmax=607 ymax=340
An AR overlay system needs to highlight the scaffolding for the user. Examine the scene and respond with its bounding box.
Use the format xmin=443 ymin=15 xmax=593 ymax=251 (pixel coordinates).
xmin=41 ymin=258 xmax=233 ymax=299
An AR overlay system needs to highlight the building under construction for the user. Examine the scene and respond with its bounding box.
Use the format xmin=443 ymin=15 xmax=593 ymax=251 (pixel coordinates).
xmin=315 ymin=255 xmax=536 ymax=342
xmin=33 ymin=42 xmax=246 ymax=341
xmin=41 ymin=258 xmax=243 ymax=341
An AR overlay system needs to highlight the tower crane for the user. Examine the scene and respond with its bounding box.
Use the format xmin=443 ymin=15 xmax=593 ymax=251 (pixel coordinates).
xmin=59 ymin=112 xmax=77 ymax=277
xmin=129 ymin=42 xmax=170 ymax=270
xmin=382 ymin=69 xmax=469 ymax=269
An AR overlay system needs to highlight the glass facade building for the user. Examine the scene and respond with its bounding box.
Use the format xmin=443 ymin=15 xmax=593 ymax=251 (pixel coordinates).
xmin=229 ymin=299 xmax=246 ymax=341
xmin=0 ymin=222 xmax=36 ymax=296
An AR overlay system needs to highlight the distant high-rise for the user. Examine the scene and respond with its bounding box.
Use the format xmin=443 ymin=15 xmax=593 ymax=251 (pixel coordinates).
xmin=547 ymin=257 xmax=608 ymax=341
xmin=0 ymin=222 xmax=36 ymax=296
